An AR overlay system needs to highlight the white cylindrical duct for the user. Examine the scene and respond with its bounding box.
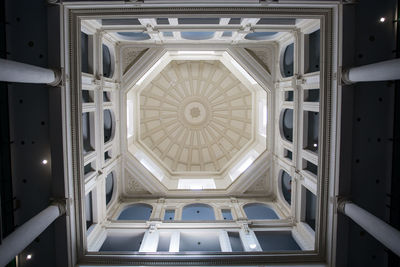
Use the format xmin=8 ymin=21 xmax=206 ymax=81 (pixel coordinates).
xmin=0 ymin=58 xmax=61 ymax=85
xmin=342 ymin=58 xmax=400 ymax=84
xmin=0 ymin=204 xmax=64 ymax=266
xmin=338 ymin=200 xmax=400 ymax=256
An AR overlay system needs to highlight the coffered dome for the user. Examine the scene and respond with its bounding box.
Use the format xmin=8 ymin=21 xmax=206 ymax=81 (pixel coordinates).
xmin=139 ymin=60 xmax=252 ymax=173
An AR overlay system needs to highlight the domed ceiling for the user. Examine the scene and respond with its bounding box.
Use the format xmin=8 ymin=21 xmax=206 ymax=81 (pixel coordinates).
xmin=125 ymin=50 xmax=268 ymax=191
xmin=139 ymin=60 xmax=252 ymax=173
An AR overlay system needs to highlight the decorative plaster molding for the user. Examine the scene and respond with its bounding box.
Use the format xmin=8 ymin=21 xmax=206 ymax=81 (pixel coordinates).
xmin=230 ymin=197 xmax=238 ymax=203
xmin=237 ymin=220 xmax=251 ymax=234
xmin=121 ymin=47 xmax=148 ymax=74
xmin=244 ymin=175 xmax=268 ymax=193
xmin=125 ymin=170 xmax=151 ymax=195
xmin=293 ymin=171 xmax=303 ymax=181
xmin=245 ymin=46 xmax=274 ymax=74
xmin=147 ymin=222 xmax=161 ymax=233
xmin=296 ymin=77 xmax=306 ymax=86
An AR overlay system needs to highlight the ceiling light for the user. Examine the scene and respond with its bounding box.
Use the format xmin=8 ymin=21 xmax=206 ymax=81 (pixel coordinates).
xmin=26 ymin=254 xmax=32 ymax=260
xmin=379 ymin=17 xmax=386 ymax=23
xmin=249 ymin=244 xmax=257 ymax=249
xmin=42 ymin=159 xmax=48 ymax=165
xmin=177 ymin=51 xmax=215 ymax=55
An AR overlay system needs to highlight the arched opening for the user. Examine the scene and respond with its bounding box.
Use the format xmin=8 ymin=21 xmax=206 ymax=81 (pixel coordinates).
xmin=102 ymin=44 xmax=113 ymax=78
xmin=103 ymin=91 xmax=111 ymax=102
xmin=181 ymin=203 xmax=215 ymax=220
xmin=85 ymin=191 xmax=94 ymax=230
xmin=305 ymin=29 xmax=320 ymax=73
xmin=82 ymin=90 xmax=93 ymax=103
xmin=100 ymin=231 xmax=145 ymax=252
xmin=117 ymin=32 xmax=151 ymax=40
xmin=181 ymin=32 xmax=214 ymax=40
xmin=243 ymin=203 xmax=279 ymax=220
xmin=281 ymin=43 xmax=294 ymax=78
xmin=179 ymin=232 xmax=221 ymax=252
xmin=280 ymin=109 xmax=293 ymax=142
xmin=178 ymin=18 xmax=220 ymax=24
xmin=82 ymin=112 xmax=94 ymax=155
xmin=303 ymin=186 xmax=317 ymax=231
xmin=105 ymin=172 xmax=114 ymax=206
xmin=281 ymin=170 xmax=292 ymax=205
xmin=103 ymin=109 xmax=114 ymax=143
xmin=117 ymin=204 xmax=153 ymax=220
xmin=164 ymin=210 xmax=175 ymax=221
xmin=81 ymin=32 xmax=89 ymax=73
xmin=304 ymin=111 xmax=319 ymax=152
xmin=254 ymin=231 xmax=300 ymax=251
xmin=244 ymin=32 xmax=278 ymax=40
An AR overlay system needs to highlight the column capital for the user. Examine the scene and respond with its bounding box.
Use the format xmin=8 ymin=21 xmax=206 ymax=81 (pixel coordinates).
xmin=296 ymin=77 xmax=306 ymax=86
xmin=230 ymin=197 xmax=238 ymax=203
xmin=293 ymin=171 xmax=303 ymax=181
xmin=146 ymin=221 xmax=162 ymax=233
xmin=272 ymin=154 xmax=279 ymax=163
xmin=237 ymin=221 xmax=251 ymax=234
xmin=286 ymin=215 xmax=296 ymax=224
xmin=97 ymin=29 xmax=105 ymax=37
xmin=290 ymin=28 xmax=302 ymax=38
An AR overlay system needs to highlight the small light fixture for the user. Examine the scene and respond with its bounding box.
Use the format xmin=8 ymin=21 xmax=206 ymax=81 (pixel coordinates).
xmin=26 ymin=254 xmax=32 ymax=260
xmin=249 ymin=244 xmax=257 ymax=249
xmin=379 ymin=17 xmax=386 ymax=23
xmin=42 ymin=159 xmax=48 ymax=165
xmin=313 ymin=143 xmax=318 ymax=148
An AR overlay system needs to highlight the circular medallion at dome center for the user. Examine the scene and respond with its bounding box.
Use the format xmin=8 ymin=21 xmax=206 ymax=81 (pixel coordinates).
xmin=179 ymin=97 xmax=211 ymax=128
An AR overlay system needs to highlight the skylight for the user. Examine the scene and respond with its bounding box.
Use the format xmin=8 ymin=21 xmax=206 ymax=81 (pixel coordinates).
xmin=134 ymin=150 xmax=164 ymax=181
xmin=178 ymin=179 xmax=216 ymax=190
xmin=136 ymin=59 xmax=162 ymax=85
xmin=177 ymin=50 xmax=216 ymax=55
xmin=229 ymin=150 xmax=260 ymax=181
xmin=229 ymin=57 xmax=258 ymax=85
xmin=258 ymin=98 xmax=267 ymax=137
xmin=127 ymin=99 xmax=134 ymax=138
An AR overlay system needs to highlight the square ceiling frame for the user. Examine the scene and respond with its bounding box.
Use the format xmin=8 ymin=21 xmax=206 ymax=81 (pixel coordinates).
xmin=62 ymin=3 xmax=338 ymax=266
